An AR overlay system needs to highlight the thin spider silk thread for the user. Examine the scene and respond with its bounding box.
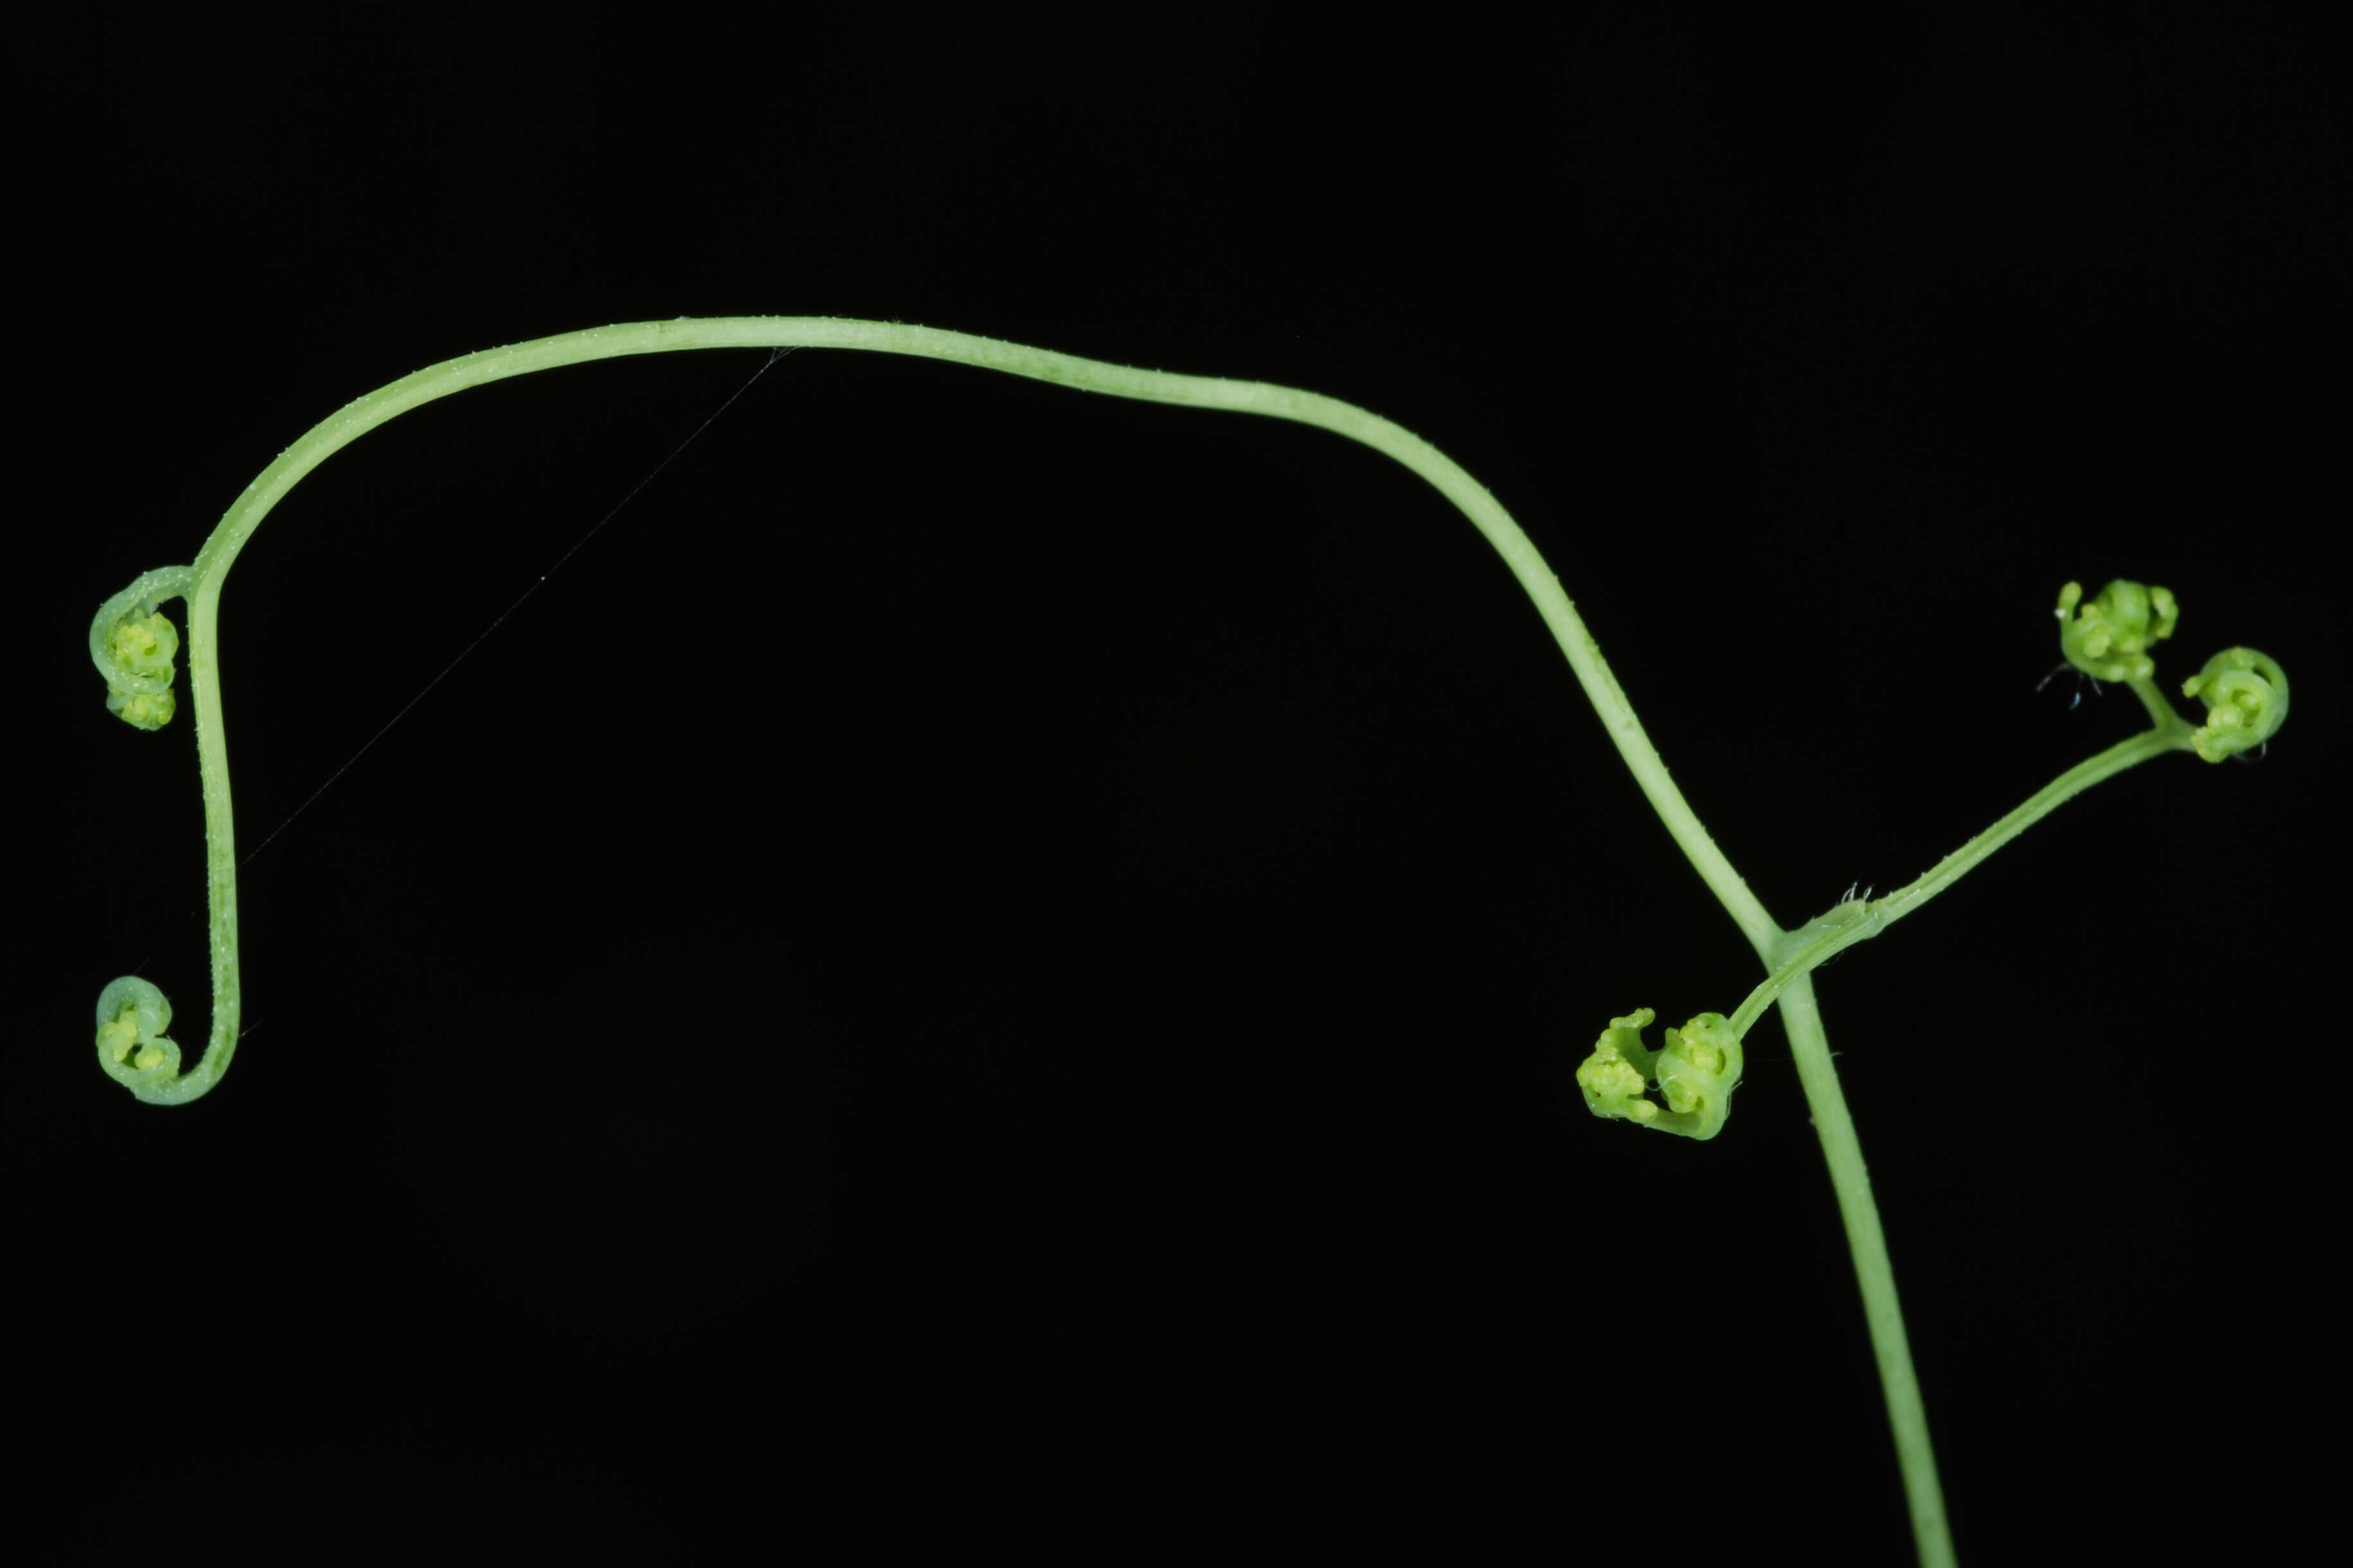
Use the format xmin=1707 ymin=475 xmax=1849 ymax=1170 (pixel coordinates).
xmin=123 ymin=346 xmax=797 ymax=992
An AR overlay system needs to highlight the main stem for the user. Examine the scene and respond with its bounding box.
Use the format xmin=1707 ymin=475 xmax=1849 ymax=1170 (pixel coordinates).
xmin=1776 ymin=975 xmax=1954 ymax=1568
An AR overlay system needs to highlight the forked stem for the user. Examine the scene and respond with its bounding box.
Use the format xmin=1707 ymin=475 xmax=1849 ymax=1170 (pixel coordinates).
xmin=96 ymin=318 xmax=2305 ymax=1568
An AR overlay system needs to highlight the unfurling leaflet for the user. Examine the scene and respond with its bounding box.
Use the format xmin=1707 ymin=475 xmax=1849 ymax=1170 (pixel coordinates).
xmin=1575 ymin=1009 xmax=1745 ymax=1141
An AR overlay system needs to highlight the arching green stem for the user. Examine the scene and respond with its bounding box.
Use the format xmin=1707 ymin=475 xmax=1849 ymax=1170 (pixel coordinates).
xmin=87 ymin=317 xmax=1770 ymax=1107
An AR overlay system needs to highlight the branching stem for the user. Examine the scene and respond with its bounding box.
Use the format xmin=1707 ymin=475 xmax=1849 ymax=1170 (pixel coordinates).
xmin=93 ymin=319 xmax=2287 ymax=1568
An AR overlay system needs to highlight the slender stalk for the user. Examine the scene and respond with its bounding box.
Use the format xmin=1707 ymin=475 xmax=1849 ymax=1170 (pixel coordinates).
xmin=1777 ymin=974 xmax=1955 ymax=1568
xmin=94 ymin=317 xmax=1784 ymax=1105
xmin=1730 ymin=718 xmax=2197 ymax=1037
xmin=199 ymin=318 xmax=1784 ymax=953
xmin=1869 ymin=720 xmax=2192 ymax=932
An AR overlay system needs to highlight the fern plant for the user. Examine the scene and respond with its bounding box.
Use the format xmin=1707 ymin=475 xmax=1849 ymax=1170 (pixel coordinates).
xmin=85 ymin=319 xmax=2289 ymax=1567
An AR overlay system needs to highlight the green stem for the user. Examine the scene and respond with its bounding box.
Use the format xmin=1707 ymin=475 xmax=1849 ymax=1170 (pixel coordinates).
xmin=1866 ymin=718 xmax=2194 ymax=933
xmin=2124 ymin=673 xmax=2185 ymax=730
xmin=217 ymin=318 xmax=1777 ymax=941
xmin=1730 ymin=718 xmax=2198 ymax=1037
xmin=95 ymin=317 xmax=1777 ymax=1106
xmin=179 ymin=567 xmax=244 ymax=1103
xmin=1777 ymin=972 xmax=1955 ymax=1568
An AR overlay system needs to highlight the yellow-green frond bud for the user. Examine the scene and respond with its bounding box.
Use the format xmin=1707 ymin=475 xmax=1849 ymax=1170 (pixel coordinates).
xmin=1576 ymin=1009 xmax=1662 ymax=1125
xmin=109 ymin=608 xmax=179 ymax=682
xmin=90 ymin=568 xmax=195 ymax=732
xmin=100 ymin=608 xmax=182 ymax=729
xmin=1576 ymin=1009 xmax=1745 ymax=1141
xmin=95 ymin=976 xmax=182 ymax=1091
xmin=2057 ymin=579 xmax=2178 ymax=683
xmin=1657 ymin=1013 xmax=1741 ymax=1125
xmin=105 ymin=683 xmax=177 ymax=731
xmin=2181 ymin=647 xmax=2288 ymax=762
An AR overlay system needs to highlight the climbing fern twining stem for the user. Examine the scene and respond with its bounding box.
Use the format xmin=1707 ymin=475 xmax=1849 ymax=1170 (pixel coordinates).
xmin=86 ymin=319 xmax=2289 ymax=1568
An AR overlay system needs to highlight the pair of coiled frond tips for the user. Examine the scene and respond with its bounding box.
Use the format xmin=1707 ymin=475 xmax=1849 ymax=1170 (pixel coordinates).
xmin=2057 ymin=577 xmax=2287 ymax=762
xmin=1576 ymin=1010 xmax=1745 ymax=1141
xmin=89 ymin=569 xmax=215 ymax=1105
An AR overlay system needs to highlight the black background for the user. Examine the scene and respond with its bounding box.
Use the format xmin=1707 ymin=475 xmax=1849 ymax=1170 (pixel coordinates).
xmin=11 ymin=8 xmax=2346 ymax=1561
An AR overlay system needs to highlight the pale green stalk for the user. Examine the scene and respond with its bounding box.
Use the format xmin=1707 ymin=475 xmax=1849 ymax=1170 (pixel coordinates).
xmin=89 ymin=319 xmax=2290 ymax=1568
xmin=1777 ymin=971 xmax=1950 ymax=1565
xmin=1731 ymin=710 xmax=2196 ymax=1039
xmin=87 ymin=317 xmax=1773 ymax=1100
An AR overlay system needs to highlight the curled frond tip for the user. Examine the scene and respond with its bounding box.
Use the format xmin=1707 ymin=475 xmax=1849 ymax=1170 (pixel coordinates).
xmin=1576 ymin=1009 xmax=1745 ymax=1141
xmin=2057 ymin=579 xmax=2177 ymax=683
xmin=2182 ymin=647 xmax=2288 ymax=762
xmin=90 ymin=568 xmax=196 ymax=732
xmin=94 ymin=976 xmax=220 ymax=1106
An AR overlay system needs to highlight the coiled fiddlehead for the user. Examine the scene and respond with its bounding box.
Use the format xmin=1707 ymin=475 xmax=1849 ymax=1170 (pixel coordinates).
xmin=91 ymin=567 xmax=195 ymax=731
xmin=2057 ymin=579 xmax=2178 ymax=682
xmin=93 ymin=976 xmax=222 ymax=1106
xmin=2181 ymin=647 xmax=2289 ymax=762
xmin=1574 ymin=1009 xmax=1745 ymax=1141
